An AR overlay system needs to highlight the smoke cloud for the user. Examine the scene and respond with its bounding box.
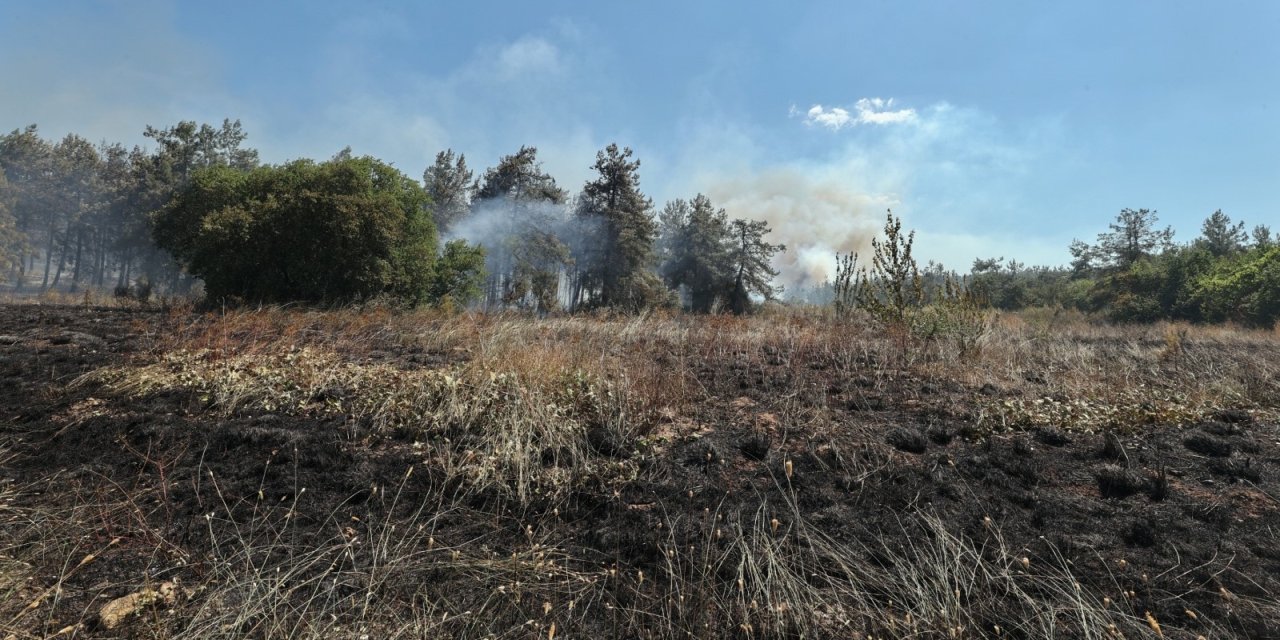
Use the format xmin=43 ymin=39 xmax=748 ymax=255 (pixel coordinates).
xmin=705 ymin=168 xmax=895 ymax=290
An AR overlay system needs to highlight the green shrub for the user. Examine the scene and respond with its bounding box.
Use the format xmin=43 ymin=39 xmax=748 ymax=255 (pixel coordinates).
xmin=154 ymin=156 xmax=484 ymax=305
xmin=1190 ymin=246 xmax=1280 ymax=327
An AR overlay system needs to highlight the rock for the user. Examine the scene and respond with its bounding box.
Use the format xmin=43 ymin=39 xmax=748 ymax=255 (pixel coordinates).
xmin=99 ymin=581 xmax=178 ymax=630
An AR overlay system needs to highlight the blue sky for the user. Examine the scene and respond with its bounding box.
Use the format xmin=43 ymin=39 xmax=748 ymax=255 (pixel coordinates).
xmin=2 ymin=1 xmax=1277 ymax=285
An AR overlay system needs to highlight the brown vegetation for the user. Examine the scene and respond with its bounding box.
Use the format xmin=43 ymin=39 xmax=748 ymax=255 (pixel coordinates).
xmin=1 ymin=301 xmax=1278 ymax=638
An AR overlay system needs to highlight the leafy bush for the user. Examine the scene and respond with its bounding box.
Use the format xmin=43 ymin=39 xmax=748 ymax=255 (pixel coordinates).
xmin=1190 ymin=246 xmax=1280 ymax=327
xmin=154 ymin=156 xmax=484 ymax=305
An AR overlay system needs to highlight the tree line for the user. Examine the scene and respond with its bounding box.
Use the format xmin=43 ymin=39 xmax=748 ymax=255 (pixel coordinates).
xmin=964 ymin=208 xmax=1277 ymax=327
xmin=0 ymin=121 xmax=258 ymax=295
xmin=0 ymin=122 xmax=786 ymax=313
xmin=1 ymin=119 xmax=1274 ymax=325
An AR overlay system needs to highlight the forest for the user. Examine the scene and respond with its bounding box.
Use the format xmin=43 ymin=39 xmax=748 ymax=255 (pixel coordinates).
xmin=2 ymin=120 xmax=1276 ymax=327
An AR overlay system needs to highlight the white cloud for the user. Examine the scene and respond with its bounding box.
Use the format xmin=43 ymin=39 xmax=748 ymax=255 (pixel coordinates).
xmin=800 ymin=97 xmax=917 ymax=130
xmin=853 ymin=97 xmax=916 ymax=124
xmin=806 ymin=105 xmax=853 ymax=129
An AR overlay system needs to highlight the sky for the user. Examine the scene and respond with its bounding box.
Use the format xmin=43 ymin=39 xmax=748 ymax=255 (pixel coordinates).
xmin=2 ymin=1 xmax=1277 ymax=286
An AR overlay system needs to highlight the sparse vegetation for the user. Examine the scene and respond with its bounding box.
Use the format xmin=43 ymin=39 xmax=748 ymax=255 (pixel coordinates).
xmin=1 ymin=301 xmax=1278 ymax=638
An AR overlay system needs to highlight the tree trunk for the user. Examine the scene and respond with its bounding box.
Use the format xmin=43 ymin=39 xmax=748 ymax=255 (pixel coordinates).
xmin=70 ymin=227 xmax=85 ymax=291
xmin=40 ymin=222 xmax=59 ymax=290
xmin=51 ymin=225 xmax=73 ymax=289
xmin=119 ymin=252 xmax=131 ymax=289
xmin=94 ymin=230 xmax=107 ymax=287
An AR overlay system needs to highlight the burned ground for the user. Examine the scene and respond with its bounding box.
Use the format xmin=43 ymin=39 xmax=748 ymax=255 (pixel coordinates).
xmin=1 ymin=303 xmax=1278 ymax=638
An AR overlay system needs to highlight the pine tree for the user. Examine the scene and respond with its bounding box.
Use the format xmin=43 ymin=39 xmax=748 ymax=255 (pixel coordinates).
xmin=1253 ymin=224 xmax=1274 ymax=249
xmin=472 ymin=146 xmax=569 ymax=311
xmin=423 ymin=149 xmax=472 ymax=234
xmin=0 ymin=126 xmax=53 ymax=288
xmin=1096 ymin=208 xmax=1174 ymax=268
xmin=725 ymin=218 xmax=785 ymax=315
xmin=1198 ymin=209 xmax=1247 ymax=257
xmin=659 ymin=194 xmax=732 ymax=312
xmin=573 ymin=144 xmax=661 ymax=311
xmin=0 ymin=168 xmax=20 ymax=280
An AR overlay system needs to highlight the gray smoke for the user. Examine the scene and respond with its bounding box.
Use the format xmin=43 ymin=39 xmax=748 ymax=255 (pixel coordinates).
xmin=705 ymin=167 xmax=893 ymax=289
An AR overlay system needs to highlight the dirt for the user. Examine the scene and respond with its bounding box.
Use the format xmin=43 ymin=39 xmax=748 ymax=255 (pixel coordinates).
xmin=1 ymin=304 xmax=1278 ymax=638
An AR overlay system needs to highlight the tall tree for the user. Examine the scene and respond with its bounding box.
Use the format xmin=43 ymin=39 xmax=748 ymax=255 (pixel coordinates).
xmin=0 ymin=125 xmax=55 ymax=288
xmin=725 ymin=218 xmax=785 ymax=314
xmin=423 ymin=149 xmax=472 ymax=235
xmin=472 ymin=146 xmax=569 ymax=311
xmin=45 ymin=134 xmax=103 ymax=290
xmin=135 ymin=119 xmax=260 ymax=290
xmin=655 ymin=197 xmax=689 ymax=269
xmin=143 ymin=119 xmax=259 ymax=181
xmin=659 ymin=195 xmax=732 ymax=312
xmin=574 ymin=144 xmax=660 ymax=311
xmin=1198 ymin=209 xmax=1247 ymax=257
xmin=1092 ymin=208 xmax=1175 ymax=268
xmin=0 ymin=168 xmax=19 ymax=280
xmin=1251 ymin=224 xmax=1273 ymax=249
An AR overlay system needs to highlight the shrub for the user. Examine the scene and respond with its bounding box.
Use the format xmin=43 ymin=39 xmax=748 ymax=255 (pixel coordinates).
xmin=1189 ymin=246 xmax=1280 ymax=327
xmin=154 ymin=156 xmax=484 ymax=306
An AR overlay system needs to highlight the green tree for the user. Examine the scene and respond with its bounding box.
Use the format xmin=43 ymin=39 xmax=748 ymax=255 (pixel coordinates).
xmin=44 ymin=134 xmax=103 ymax=291
xmin=130 ymin=119 xmax=260 ymax=291
xmin=428 ymin=239 xmax=487 ymax=305
xmin=473 ymin=146 xmax=569 ymax=311
xmin=859 ymin=211 xmax=924 ymax=325
xmin=0 ymin=168 xmax=20 ymax=280
xmin=573 ymin=144 xmax=661 ymax=312
xmin=143 ymin=119 xmax=259 ymax=180
xmin=659 ymin=195 xmax=732 ymax=312
xmin=1189 ymin=246 xmax=1280 ymax=327
xmin=1068 ymin=239 xmax=1095 ymax=277
xmin=423 ymin=149 xmax=472 ymax=234
xmin=724 ymin=218 xmax=785 ymax=314
xmin=1094 ymin=208 xmax=1175 ymax=268
xmin=155 ymin=155 xmax=474 ymax=305
xmin=1252 ymin=224 xmax=1273 ymax=249
xmin=655 ymin=198 xmax=689 ymax=273
xmin=970 ymin=257 xmax=1029 ymax=310
xmin=0 ymin=126 xmax=56 ymax=289
xmin=1198 ymin=209 xmax=1247 ymax=257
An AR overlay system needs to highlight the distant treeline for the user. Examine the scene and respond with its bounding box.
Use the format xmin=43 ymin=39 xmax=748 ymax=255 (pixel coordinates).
xmin=0 ymin=122 xmax=784 ymax=313
xmin=968 ymin=208 xmax=1277 ymax=327
xmin=0 ymin=121 xmax=1275 ymax=325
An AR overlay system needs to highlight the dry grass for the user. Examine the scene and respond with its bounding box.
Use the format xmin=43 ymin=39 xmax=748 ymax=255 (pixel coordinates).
xmin=5 ymin=304 xmax=1280 ymax=637
xmin=1 ymin=462 xmax=1206 ymax=639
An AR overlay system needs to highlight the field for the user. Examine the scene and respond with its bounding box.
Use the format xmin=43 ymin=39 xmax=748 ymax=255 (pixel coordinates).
xmin=1 ymin=301 xmax=1278 ymax=638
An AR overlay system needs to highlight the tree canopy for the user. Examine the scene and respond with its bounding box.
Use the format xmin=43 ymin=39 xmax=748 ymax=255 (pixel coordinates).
xmin=154 ymin=155 xmax=483 ymax=305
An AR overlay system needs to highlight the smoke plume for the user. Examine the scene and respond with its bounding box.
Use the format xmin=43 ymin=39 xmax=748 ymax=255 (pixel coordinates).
xmin=705 ymin=168 xmax=894 ymax=290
